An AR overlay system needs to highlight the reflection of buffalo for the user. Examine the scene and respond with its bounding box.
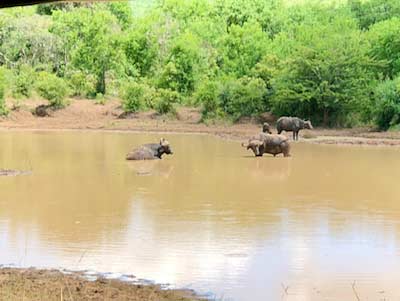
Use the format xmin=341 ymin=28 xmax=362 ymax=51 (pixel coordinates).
xmin=126 ymin=138 xmax=173 ymax=160
xmin=127 ymin=160 xmax=174 ymax=178
xmin=242 ymin=133 xmax=291 ymax=157
xmin=245 ymin=156 xmax=292 ymax=181
xmin=276 ymin=116 xmax=313 ymax=141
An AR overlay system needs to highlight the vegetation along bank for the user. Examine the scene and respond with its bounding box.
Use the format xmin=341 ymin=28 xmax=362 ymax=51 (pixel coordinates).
xmin=1 ymin=0 xmax=400 ymax=134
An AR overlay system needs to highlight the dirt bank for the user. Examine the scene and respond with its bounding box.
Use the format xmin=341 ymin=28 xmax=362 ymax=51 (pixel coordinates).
xmin=1 ymin=98 xmax=400 ymax=146
xmin=0 ymin=267 xmax=202 ymax=301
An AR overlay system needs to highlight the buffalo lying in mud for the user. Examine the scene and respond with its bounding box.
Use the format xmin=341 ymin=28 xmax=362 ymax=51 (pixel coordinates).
xmin=126 ymin=138 xmax=173 ymax=160
xmin=242 ymin=132 xmax=291 ymax=157
xmin=276 ymin=117 xmax=313 ymax=141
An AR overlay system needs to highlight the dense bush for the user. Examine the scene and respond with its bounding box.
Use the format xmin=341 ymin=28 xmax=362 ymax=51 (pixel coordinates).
xmin=349 ymin=0 xmax=400 ymax=30
xmin=219 ymin=77 xmax=266 ymax=121
xmin=121 ymin=82 xmax=146 ymax=113
xmin=374 ymin=78 xmax=400 ymax=130
xmin=3 ymin=0 xmax=400 ymax=129
xmin=157 ymin=34 xmax=200 ymax=94
xmin=35 ymin=72 xmax=69 ymax=108
xmin=270 ymin=18 xmax=375 ymax=126
xmin=0 ymin=68 xmax=8 ymax=116
xmin=154 ymin=89 xmax=180 ymax=115
xmin=67 ymin=71 xmax=96 ymax=98
xmin=12 ymin=65 xmax=35 ymax=99
xmin=195 ymin=80 xmax=221 ymax=120
xmin=121 ymin=81 xmax=157 ymax=113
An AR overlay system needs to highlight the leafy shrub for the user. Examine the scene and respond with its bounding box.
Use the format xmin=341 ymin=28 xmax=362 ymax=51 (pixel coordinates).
xmin=121 ymin=82 xmax=146 ymax=113
xmin=94 ymin=93 xmax=106 ymax=105
xmin=195 ymin=80 xmax=222 ymax=120
xmin=67 ymin=71 xmax=96 ymax=98
xmin=0 ymin=68 xmax=8 ymax=116
xmin=219 ymin=77 xmax=266 ymax=121
xmin=154 ymin=88 xmax=180 ymax=115
xmin=374 ymin=78 xmax=400 ymax=130
xmin=35 ymin=72 xmax=69 ymax=108
xmin=12 ymin=65 xmax=35 ymax=99
xmin=158 ymin=35 xmax=199 ymax=94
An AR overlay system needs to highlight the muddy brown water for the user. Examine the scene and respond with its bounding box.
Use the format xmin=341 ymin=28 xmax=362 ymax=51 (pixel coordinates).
xmin=0 ymin=131 xmax=400 ymax=300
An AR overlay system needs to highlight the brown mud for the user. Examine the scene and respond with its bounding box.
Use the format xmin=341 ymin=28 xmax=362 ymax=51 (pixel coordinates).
xmin=0 ymin=267 xmax=202 ymax=301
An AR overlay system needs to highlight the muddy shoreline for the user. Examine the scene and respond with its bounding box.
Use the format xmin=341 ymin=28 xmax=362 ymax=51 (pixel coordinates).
xmin=1 ymin=98 xmax=400 ymax=146
xmin=0 ymin=267 xmax=203 ymax=301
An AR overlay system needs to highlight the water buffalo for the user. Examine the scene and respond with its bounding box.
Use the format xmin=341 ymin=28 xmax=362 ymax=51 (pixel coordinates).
xmin=276 ymin=116 xmax=313 ymax=141
xmin=262 ymin=122 xmax=272 ymax=134
xmin=126 ymin=138 xmax=173 ymax=160
xmin=242 ymin=133 xmax=291 ymax=157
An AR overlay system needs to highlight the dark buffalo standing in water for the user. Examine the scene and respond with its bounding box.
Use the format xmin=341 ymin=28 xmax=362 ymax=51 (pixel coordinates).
xmin=276 ymin=117 xmax=313 ymax=141
xmin=126 ymin=138 xmax=173 ymax=160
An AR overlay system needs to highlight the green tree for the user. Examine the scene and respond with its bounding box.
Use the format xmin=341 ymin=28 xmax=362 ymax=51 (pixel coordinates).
xmin=367 ymin=18 xmax=400 ymax=79
xmin=51 ymin=7 xmax=125 ymax=94
xmin=123 ymin=28 xmax=157 ymax=77
xmin=373 ymin=77 xmax=400 ymax=130
xmin=219 ymin=77 xmax=266 ymax=120
xmin=158 ymin=33 xmax=200 ymax=94
xmin=349 ymin=0 xmax=400 ymax=30
xmin=0 ymin=14 xmax=63 ymax=71
xmin=107 ymin=2 xmax=133 ymax=29
xmin=271 ymin=17 xmax=376 ymax=126
xmin=219 ymin=21 xmax=270 ymax=77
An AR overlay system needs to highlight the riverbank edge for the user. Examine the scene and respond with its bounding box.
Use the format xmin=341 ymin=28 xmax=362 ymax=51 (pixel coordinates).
xmin=1 ymin=98 xmax=400 ymax=146
xmin=0 ymin=266 xmax=205 ymax=301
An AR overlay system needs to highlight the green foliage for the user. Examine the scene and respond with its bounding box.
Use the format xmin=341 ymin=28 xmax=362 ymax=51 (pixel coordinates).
xmin=51 ymin=7 xmax=125 ymax=94
xmin=12 ymin=65 xmax=35 ymax=98
xmin=0 ymin=68 xmax=8 ymax=116
xmin=220 ymin=21 xmax=270 ymax=77
xmin=154 ymin=89 xmax=180 ymax=115
xmin=158 ymin=34 xmax=200 ymax=94
xmin=349 ymin=0 xmax=400 ymax=30
xmin=219 ymin=77 xmax=266 ymax=121
xmin=35 ymin=72 xmax=69 ymax=108
xmin=367 ymin=18 xmax=400 ymax=79
xmin=107 ymin=2 xmax=133 ymax=29
xmin=195 ymin=80 xmax=221 ymax=120
xmin=121 ymin=81 xmax=158 ymax=113
xmin=0 ymin=14 xmax=63 ymax=72
xmin=94 ymin=93 xmax=106 ymax=105
xmin=3 ymin=0 xmax=400 ymax=130
xmin=374 ymin=78 xmax=400 ymax=130
xmin=123 ymin=29 xmax=157 ymax=77
xmin=67 ymin=71 xmax=96 ymax=98
xmin=270 ymin=17 xmax=375 ymax=126
xmin=36 ymin=3 xmax=83 ymax=15
xmin=121 ymin=82 xmax=146 ymax=113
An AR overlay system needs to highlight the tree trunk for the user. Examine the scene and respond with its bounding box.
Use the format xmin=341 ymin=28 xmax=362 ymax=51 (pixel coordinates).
xmin=96 ymin=69 xmax=106 ymax=95
xmin=323 ymin=108 xmax=329 ymax=126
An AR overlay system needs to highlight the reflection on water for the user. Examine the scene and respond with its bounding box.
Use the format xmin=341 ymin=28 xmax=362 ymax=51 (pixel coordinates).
xmin=0 ymin=131 xmax=400 ymax=300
